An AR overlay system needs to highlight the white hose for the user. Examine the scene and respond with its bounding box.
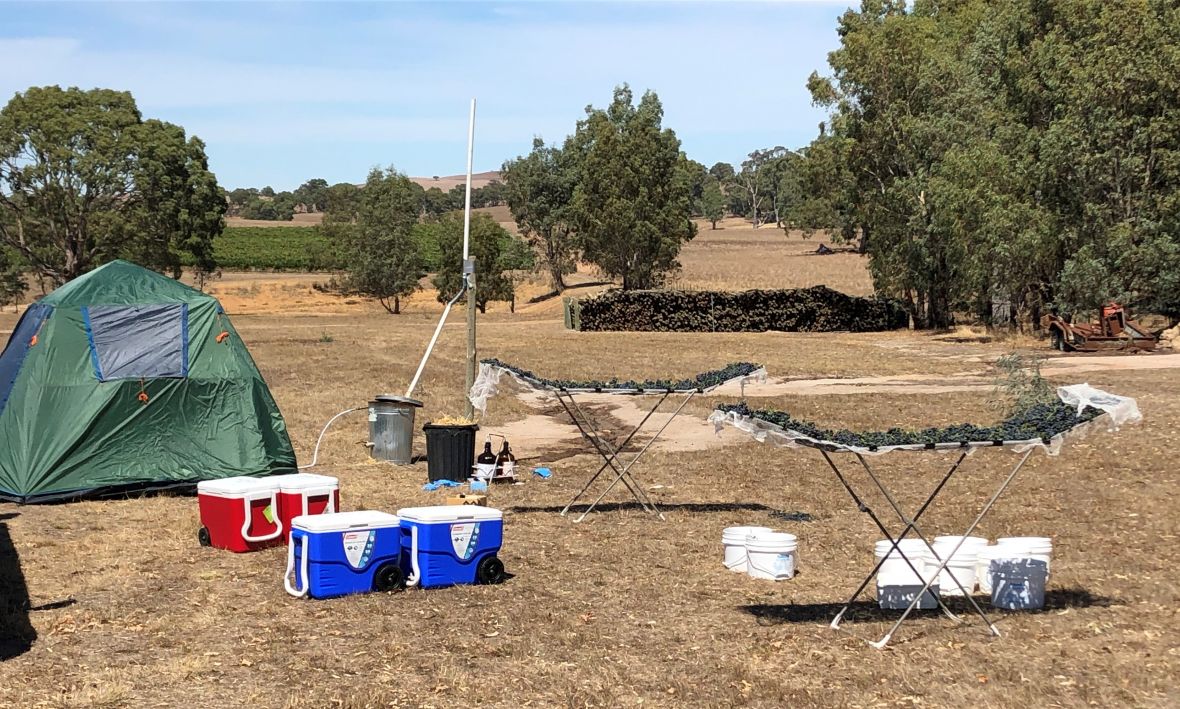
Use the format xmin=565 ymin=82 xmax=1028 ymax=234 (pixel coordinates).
xmin=301 ymin=280 xmax=469 ymax=470
xmin=299 ymin=406 xmax=366 ymax=470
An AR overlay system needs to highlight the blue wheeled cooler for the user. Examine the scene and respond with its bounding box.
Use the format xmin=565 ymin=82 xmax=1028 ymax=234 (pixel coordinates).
xmin=397 ymin=506 xmax=505 ymax=589
xmin=284 ymin=511 xmax=405 ymax=599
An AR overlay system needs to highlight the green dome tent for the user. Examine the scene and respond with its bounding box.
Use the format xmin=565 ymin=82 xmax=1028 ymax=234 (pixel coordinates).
xmin=0 ymin=260 xmax=297 ymax=503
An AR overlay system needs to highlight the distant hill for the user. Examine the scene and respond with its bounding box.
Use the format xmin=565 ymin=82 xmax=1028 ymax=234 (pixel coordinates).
xmin=408 ymin=171 xmax=500 ymax=191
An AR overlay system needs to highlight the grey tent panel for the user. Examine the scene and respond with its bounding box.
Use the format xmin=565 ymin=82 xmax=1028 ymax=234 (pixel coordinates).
xmin=83 ymin=304 xmax=188 ymax=381
xmin=0 ymin=304 xmax=53 ymax=415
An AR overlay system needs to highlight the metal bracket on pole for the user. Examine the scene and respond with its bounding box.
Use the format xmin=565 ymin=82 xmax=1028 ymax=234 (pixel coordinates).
xmin=463 ymin=258 xmax=476 ymax=275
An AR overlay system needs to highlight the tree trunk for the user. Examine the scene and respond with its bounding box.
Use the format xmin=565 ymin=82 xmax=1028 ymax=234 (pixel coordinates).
xmin=378 ymin=296 xmax=400 ymax=314
xmin=549 ymin=266 xmax=566 ymax=295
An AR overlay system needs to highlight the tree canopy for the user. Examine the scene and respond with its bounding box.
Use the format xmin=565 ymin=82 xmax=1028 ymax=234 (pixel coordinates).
xmin=0 ymin=86 xmax=224 ymax=284
xmin=564 ymin=85 xmax=697 ymax=290
xmin=322 ymin=167 xmax=422 ymax=314
xmin=795 ymin=0 xmax=1180 ymax=327
xmin=430 ymin=212 xmax=522 ymax=313
xmin=502 ymin=137 xmax=578 ymax=293
xmin=701 ymin=177 xmax=725 ymax=230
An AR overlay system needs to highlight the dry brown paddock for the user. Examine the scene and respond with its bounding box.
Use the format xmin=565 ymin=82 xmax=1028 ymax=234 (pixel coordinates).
xmin=0 ymin=301 xmax=1177 ymax=709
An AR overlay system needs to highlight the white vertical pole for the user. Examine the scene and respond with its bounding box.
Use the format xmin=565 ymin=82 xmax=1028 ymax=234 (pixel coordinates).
xmin=464 ymin=99 xmax=477 ymax=419
xmin=462 ymin=99 xmax=476 ymax=260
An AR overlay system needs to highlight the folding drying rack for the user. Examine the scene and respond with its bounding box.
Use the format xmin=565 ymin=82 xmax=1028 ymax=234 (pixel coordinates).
xmin=470 ymin=362 xmax=764 ymax=522
xmin=710 ymin=385 xmax=1138 ymax=648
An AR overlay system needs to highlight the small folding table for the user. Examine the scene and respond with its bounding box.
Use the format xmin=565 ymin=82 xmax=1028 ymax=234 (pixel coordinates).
xmin=710 ymin=384 xmax=1140 ymax=648
xmin=469 ymin=361 xmax=764 ymax=522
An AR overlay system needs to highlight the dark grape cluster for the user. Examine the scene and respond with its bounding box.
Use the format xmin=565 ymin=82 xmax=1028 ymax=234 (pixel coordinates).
xmin=482 ymin=359 xmax=762 ymax=393
xmin=715 ymin=401 xmax=1103 ymax=449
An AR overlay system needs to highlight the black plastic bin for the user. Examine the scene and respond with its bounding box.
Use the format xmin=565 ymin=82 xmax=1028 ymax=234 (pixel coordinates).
xmin=423 ymin=423 xmax=479 ymax=482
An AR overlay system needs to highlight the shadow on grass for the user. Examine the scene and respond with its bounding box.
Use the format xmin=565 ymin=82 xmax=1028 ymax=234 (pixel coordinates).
xmin=508 ymin=501 xmax=814 ymax=517
xmin=0 ymin=512 xmax=35 ymax=660
xmin=740 ymin=587 xmax=1120 ymax=627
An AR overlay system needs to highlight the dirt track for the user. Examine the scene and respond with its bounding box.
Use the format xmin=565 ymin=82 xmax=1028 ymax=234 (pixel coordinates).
xmin=479 ymin=353 xmax=1180 ymax=460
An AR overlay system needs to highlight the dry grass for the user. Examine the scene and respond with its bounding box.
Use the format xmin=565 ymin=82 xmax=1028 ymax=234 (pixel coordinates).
xmin=226 ymin=213 xmax=326 ymax=228
xmin=674 ymin=222 xmax=873 ymax=295
xmin=0 ymin=233 xmax=1177 ymax=708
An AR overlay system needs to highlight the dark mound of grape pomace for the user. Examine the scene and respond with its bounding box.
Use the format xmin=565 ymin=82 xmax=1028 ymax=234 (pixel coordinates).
xmin=715 ymin=401 xmax=1102 ymax=449
xmin=481 ymin=359 xmax=761 ymax=392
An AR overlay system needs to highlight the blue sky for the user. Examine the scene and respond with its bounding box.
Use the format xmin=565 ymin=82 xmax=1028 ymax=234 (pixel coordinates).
xmin=1 ymin=1 xmax=854 ymax=190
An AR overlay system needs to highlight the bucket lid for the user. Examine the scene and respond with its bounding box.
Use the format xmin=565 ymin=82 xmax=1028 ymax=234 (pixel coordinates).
xmin=723 ymin=526 xmax=771 ymax=539
xmin=293 ymin=510 xmax=399 ymax=532
xmin=746 ymin=531 xmax=797 ymax=548
xmin=274 ymin=473 xmax=339 ymax=492
xmin=197 ymin=476 xmax=280 ymax=496
xmin=371 ymin=395 xmax=423 ymax=407
xmin=397 ymin=505 xmax=502 ymax=523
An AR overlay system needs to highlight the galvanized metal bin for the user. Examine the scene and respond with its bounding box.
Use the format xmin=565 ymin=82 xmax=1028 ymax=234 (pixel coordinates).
xmin=368 ymin=395 xmax=423 ymax=465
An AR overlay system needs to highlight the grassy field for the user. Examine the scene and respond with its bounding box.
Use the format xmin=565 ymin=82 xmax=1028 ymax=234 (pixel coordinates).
xmin=0 ymin=223 xmax=1176 ymax=708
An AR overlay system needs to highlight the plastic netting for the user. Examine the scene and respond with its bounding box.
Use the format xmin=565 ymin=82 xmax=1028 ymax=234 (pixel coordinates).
xmin=708 ymin=383 xmax=1140 ymax=457
xmin=468 ymin=361 xmax=768 ymax=415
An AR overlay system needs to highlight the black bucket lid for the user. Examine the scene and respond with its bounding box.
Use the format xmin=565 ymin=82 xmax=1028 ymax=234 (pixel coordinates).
xmin=372 ymin=394 xmax=423 ymax=407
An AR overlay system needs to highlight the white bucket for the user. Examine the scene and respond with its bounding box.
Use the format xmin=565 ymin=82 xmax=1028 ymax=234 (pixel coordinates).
xmin=995 ymin=537 xmax=1053 ymax=574
xmin=874 ymin=539 xmax=934 ymax=580
xmin=746 ymin=531 xmax=798 ymax=581
xmin=932 ymin=537 xmax=988 ymax=596
xmin=721 ymin=526 xmax=771 ymax=573
xmin=875 ymin=540 xmax=939 ymax=609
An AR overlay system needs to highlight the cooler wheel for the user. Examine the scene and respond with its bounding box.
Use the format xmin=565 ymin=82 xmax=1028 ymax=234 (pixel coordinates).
xmin=197 ymin=526 xmax=211 ymax=547
xmin=373 ymin=562 xmax=406 ymax=593
xmin=476 ymin=555 xmax=506 ymax=585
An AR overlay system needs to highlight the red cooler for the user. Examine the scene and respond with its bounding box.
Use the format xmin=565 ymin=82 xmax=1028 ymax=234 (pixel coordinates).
xmin=276 ymin=473 xmax=340 ymax=541
xmin=197 ymin=476 xmax=284 ymax=552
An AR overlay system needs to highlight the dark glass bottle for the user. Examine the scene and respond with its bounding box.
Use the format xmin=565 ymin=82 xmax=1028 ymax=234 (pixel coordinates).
xmin=475 ymin=441 xmax=496 ymax=482
xmin=494 ymin=441 xmax=516 ymax=483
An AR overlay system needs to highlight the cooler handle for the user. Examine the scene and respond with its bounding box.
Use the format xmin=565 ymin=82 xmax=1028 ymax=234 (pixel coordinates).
xmin=283 ymin=533 xmax=309 ymax=598
xmin=242 ymin=491 xmax=283 ymax=543
xmin=300 ymin=487 xmax=337 ymax=516
xmin=405 ymin=525 xmax=422 ymax=588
